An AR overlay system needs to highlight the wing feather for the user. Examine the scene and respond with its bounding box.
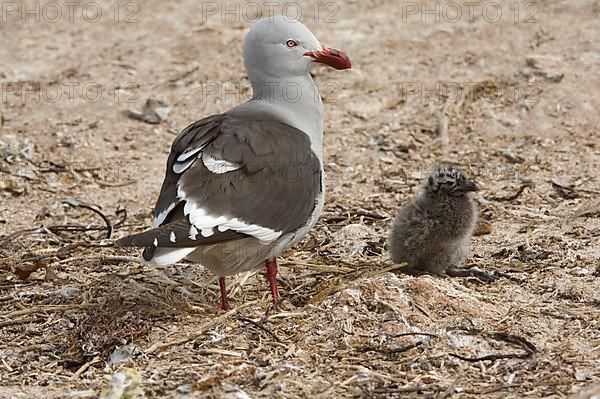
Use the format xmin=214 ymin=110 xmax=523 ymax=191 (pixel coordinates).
xmin=116 ymin=114 xmax=321 ymax=254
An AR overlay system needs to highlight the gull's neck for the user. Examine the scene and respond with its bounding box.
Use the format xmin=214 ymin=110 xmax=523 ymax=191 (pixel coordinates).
xmin=232 ymin=73 xmax=324 ymax=161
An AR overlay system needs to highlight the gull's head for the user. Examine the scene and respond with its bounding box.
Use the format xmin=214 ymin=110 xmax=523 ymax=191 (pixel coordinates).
xmin=243 ymin=16 xmax=352 ymax=81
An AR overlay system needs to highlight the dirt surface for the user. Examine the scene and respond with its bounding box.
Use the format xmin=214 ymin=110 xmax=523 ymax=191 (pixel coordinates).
xmin=1 ymin=0 xmax=599 ymax=398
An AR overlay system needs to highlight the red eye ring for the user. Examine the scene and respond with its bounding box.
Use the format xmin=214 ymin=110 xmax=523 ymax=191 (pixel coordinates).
xmin=285 ymin=40 xmax=298 ymax=48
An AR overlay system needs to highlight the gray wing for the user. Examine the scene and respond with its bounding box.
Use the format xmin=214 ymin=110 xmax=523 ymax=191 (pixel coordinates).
xmin=116 ymin=114 xmax=322 ymax=257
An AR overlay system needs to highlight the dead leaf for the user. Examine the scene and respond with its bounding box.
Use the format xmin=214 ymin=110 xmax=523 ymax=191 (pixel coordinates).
xmin=474 ymin=221 xmax=493 ymax=236
xmin=11 ymin=259 xmax=64 ymax=283
xmin=43 ymin=263 xmax=62 ymax=283
xmin=12 ymin=260 xmax=44 ymax=280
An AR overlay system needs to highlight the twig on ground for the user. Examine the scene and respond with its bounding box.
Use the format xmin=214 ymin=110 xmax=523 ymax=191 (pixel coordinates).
xmin=100 ymin=255 xmax=141 ymax=264
xmin=369 ymin=385 xmax=448 ymax=395
xmin=195 ymin=348 xmax=243 ymax=357
xmin=167 ymin=65 xmax=200 ymax=85
xmin=320 ymin=213 xmax=348 ymax=223
xmin=449 ymin=330 xmax=537 ymax=362
xmin=95 ymin=179 xmax=137 ymax=188
xmin=489 ymin=181 xmax=534 ymax=202
xmin=0 ymin=227 xmax=47 ymax=245
xmin=72 ymin=356 xmax=101 ymax=379
xmin=114 ymin=207 xmax=128 ymax=228
xmin=463 ymin=383 xmax=524 ymax=395
xmin=238 ymin=316 xmax=284 ymax=343
xmin=354 ymin=209 xmax=388 ymax=220
xmin=551 ymin=181 xmax=579 ymax=199
xmin=0 ymin=317 xmax=42 ymax=328
xmin=1 ymin=304 xmax=91 ymax=319
xmin=308 ymin=263 xmax=406 ymax=305
xmin=279 ymin=260 xmax=354 ymax=273
xmin=358 ymin=332 xmax=437 ymax=355
xmin=386 ymin=340 xmax=426 ymax=354
xmin=48 ymin=224 xmax=107 ymax=234
xmin=63 ymin=199 xmax=113 ymax=238
xmin=387 ymin=332 xmax=438 ymax=339
xmin=144 ymin=301 xmax=257 ymax=354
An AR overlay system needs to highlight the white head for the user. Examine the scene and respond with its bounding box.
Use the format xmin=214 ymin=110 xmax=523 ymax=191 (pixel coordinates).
xmin=236 ymin=16 xmax=351 ymax=161
xmin=243 ymin=16 xmax=352 ymax=82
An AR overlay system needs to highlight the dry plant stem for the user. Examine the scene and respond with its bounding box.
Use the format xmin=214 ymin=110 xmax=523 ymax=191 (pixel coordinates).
xmin=0 ymin=222 xmax=116 ymax=246
xmin=144 ymin=301 xmax=259 ymax=354
xmin=0 ymin=317 xmax=41 ymax=328
xmin=370 ymin=383 xmax=522 ymax=396
xmin=62 ymin=199 xmax=114 ymax=238
xmin=238 ymin=316 xmax=284 ymax=343
xmin=95 ymin=179 xmax=137 ymax=188
xmin=71 ymin=356 xmax=101 ymax=379
xmin=0 ymin=227 xmax=47 ymax=245
xmin=370 ymin=385 xmax=448 ymax=395
xmin=165 ymin=65 xmax=200 ymax=86
xmin=388 ymin=332 xmax=438 ymax=339
xmin=113 ymin=208 xmax=128 ymax=228
xmin=386 ymin=340 xmax=426 ymax=354
xmin=2 ymin=304 xmax=91 ymax=319
xmin=308 ymin=263 xmax=406 ymax=305
xmin=449 ymin=330 xmax=537 ymax=362
xmin=195 ymin=348 xmax=242 ymax=357
xmin=489 ymin=182 xmax=534 ymax=202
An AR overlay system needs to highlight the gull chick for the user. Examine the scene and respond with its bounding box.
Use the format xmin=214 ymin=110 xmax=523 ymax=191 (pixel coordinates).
xmin=389 ymin=165 xmax=495 ymax=280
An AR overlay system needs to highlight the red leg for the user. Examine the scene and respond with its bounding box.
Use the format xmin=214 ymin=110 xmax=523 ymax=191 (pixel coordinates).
xmin=218 ymin=277 xmax=230 ymax=310
xmin=265 ymin=257 xmax=280 ymax=304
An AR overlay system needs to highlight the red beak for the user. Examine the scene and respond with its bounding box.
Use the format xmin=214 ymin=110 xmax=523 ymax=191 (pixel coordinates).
xmin=305 ymin=47 xmax=352 ymax=70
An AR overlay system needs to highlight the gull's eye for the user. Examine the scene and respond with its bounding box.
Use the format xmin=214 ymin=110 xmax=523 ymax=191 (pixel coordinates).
xmin=285 ymin=39 xmax=298 ymax=48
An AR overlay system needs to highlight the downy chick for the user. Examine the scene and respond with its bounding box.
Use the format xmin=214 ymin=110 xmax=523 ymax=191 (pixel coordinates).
xmin=389 ymin=165 xmax=495 ymax=281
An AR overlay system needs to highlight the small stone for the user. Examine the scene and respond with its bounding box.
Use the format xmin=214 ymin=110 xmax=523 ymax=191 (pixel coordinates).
xmin=108 ymin=344 xmax=135 ymax=368
xmin=526 ymin=55 xmax=564 ymax=82
xmin=332 ymin=224 xmax=377 ymax=255
xmin=570 ymin=267 xmax=590 ymax=277
xmin=125 ymin=98 xmax=171 ymax=124
xmin=575 ymin=370 xmax=588 ymax=381
xmin=58 ymin=286 xmax=81 ymax=298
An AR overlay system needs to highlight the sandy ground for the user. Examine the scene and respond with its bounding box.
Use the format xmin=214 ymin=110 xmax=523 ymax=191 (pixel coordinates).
xmin=1 ymin=0 xmax=599 ymax=398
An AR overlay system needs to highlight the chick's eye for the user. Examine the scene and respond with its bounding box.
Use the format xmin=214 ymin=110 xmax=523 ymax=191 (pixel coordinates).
xmin=285 ymin=40 xmax=298 ymax=48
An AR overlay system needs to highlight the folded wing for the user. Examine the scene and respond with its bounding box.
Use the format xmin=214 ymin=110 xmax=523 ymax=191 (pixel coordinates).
xmin=116 ymin=114 xmax=322 ymax=261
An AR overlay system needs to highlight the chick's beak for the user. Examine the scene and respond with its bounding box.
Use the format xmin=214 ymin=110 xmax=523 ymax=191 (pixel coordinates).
xmin=461 ymin=180 xmax=480 ymax=192
xmin=305 ymin=46 xmax=352 ymax=70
